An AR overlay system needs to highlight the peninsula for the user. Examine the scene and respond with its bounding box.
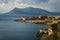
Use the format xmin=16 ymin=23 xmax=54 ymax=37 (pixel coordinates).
xmin=15 ymin=16 xmax=60 ymax=24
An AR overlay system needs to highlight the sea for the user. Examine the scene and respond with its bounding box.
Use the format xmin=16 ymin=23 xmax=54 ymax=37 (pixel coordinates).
xmin=0 ymin=20 xmax=50 ymax=40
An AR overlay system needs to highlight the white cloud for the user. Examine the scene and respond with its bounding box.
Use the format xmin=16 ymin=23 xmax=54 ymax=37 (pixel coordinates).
xmin=32 ymin=0 xmax=60 ymax=12
xmin=0 ymin=0 xmax=60 ymax=13
xmin=0 ymin=3 xmax=14 ymax=13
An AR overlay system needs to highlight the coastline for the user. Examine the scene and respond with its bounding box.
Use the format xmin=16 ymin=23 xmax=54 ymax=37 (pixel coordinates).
xmin=35 ymin=22 xmax=60 ymax=40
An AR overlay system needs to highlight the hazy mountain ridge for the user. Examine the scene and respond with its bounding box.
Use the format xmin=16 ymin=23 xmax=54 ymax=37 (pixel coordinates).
xmin=0 ymin=7 xmax=51 ymax=16
xmin=0 ymin=7 xmax=60 ymax=20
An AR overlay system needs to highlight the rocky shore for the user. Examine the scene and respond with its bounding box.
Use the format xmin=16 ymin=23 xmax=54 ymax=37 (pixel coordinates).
xmin=35 ymin=22 xmax=60 ymax=40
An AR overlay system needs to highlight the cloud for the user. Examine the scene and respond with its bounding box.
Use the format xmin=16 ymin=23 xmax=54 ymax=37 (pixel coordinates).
xmin=0 ymin=0 xmax=60 ymax=13
xmin=48 ymin=0 xmax=60 ymax=12
xmin=16 ymin=0 xmax=49 ymax=5
xmin=0 ymin=0 xmax=15 ymax=4
xmin=30 ymin=0 xmax=60 ymax=12
xmin=44 ymin=0 xmax=60 ymax=12
xmin=32 ymin=0 xmax=49 ymax=4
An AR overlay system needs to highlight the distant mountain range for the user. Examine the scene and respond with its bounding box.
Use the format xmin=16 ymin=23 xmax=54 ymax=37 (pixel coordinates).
xmin=0 ymin=7 xmax=60 ymax=20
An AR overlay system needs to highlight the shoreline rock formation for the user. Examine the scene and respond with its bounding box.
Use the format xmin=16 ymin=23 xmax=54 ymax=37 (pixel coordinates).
xmin=35 ymin=22 xmax=60 ymax=40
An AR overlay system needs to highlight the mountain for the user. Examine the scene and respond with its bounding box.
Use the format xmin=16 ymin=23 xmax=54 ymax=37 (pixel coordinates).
xmin=0 ymin=7 xmax=56 ymax=20
xmin=50 ymin=12 xmax=60 ymax=16
xmin=23 ymin=7 xmax=50 ymax=13
xmin=7 ymin=7 xmax=51 ymax=16
xmin=0 ymin=7 xmax=50 ymax=15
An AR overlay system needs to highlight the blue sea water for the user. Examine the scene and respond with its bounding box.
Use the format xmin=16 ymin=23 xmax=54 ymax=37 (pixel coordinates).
xmin=0 ymin=20 xmax=49 ymax=40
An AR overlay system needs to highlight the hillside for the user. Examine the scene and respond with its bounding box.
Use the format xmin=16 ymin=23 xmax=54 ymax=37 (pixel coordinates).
xmin=0 ymin=7 xmax=51 ymax=20
xmin=0 ymin=7 xmax=60 ymax=20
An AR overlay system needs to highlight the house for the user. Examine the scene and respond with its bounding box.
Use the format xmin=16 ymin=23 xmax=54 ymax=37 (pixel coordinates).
xmin=21 ymin=16 xmax=26 ymax=21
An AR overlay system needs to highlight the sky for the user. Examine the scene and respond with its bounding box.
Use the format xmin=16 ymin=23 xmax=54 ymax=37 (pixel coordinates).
xmin=0 ymin=0 xmax=60 ymax=13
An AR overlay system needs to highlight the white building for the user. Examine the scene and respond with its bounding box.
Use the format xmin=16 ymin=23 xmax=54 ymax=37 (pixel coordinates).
xmin=21 ymin=17 xmax=26 ymax=21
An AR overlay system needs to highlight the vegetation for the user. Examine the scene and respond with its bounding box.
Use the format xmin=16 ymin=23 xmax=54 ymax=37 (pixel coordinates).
xmin=45 ymin=34 xmax=57 ymax=40
xmin=40 ymin=16 xmax=47 ymax=20
xmin=35 ymin=31 xmax=45 ymax=40
xmin=35 ymin=23 xmax=60 ymax=40
xmin=57 ymin=17 xmax=60 ymax=20
xmin=51 ymin=24 xmax=57 ymax=31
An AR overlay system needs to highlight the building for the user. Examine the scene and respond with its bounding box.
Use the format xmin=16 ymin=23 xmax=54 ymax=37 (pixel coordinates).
xmin=21 ymin=16 xmax=26 ymax=21
xmin=39 ymin=16 xmax=41 ymax=18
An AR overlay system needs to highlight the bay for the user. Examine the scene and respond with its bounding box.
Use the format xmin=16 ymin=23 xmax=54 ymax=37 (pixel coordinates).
xmin=0 ymin=20 xmax=49 ymax=40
